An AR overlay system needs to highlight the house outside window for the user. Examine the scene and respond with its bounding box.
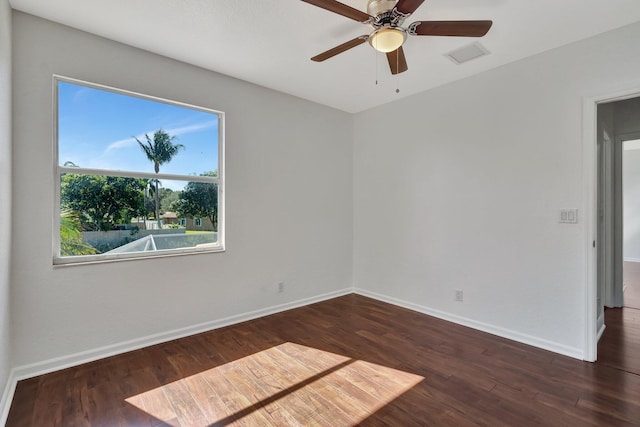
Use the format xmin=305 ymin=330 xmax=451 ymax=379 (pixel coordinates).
xmin=55 ymin=76 xmax=224 ymax=265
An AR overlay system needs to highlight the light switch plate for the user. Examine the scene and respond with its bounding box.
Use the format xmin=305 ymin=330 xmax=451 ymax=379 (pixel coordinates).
xmin=560 ymin=209 xmax=578 ymax=224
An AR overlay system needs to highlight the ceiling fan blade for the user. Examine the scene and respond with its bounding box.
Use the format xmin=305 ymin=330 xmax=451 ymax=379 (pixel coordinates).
xmin=311 ymin=36 xmax=368 ymax=62
xmin=301 ymin=0 xmax=371 ymax=22
xmin=395 ymin=0 xmax=426 ymax=15
xmin=386 ymin=46 xmax=408 ymax=75
xmin=409 ymin=20 xmax=493 ymax=37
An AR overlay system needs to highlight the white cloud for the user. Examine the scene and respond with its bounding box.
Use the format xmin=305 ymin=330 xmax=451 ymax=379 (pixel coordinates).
xmin=104 ymin=120 xmax=217 ymax=152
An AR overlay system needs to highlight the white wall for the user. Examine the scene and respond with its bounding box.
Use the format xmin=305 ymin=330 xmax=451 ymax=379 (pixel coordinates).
xmin=11 ymin=12 xmax=353 ymax=369
xmin=0 ymin=0 xmax=12 ymax=415
xmin=353 ymin=21 xmax=640 ymax=358
xmin=623 ymin=146 xmax=640 ymax=261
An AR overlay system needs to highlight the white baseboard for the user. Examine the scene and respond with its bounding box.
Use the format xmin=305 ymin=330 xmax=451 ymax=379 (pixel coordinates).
xmin=8 ymin=288 xmax=353 ymax=385
xmin=354 ymin=288 xmax=584 ymax=360
xmin=623 ymin=257 xmax=640 ymax=263
xmin=597 ymin=316 xmax=606 ymax=342
xmin=0 ymin=368 xmax=18 ymax=427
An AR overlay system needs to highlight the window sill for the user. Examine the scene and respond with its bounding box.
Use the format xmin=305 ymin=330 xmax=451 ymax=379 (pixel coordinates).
xmin=53 ymin=244 xmax=225 ymax=267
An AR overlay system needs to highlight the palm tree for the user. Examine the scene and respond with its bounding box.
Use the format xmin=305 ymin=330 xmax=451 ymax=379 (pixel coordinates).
xmin=142 ymin=177 xmax=158 ymax=221
xmin=136 ymin=130 xmax=184 ymax=229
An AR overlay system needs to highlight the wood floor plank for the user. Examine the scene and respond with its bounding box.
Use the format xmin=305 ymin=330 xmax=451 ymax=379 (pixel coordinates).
xmin=201 ymin=364 xmax=276 ymax=426
xmin=597 ymin=307 xmax=640 ymax=376
xmin=235 ymin=354 xmax=332 ymax=426
xmin=160 ymin=380 xmax=208 ymax=426
xmin=136 ymin=387 xmax=179 ymax=426
xmin=7 ymin=294 xmax=640 ymax=426
xmin=262 ymin=344 xmax=361 ymax=425
xmin=269 ymin=342 xmax=376 ymax=421
xmin=180 ymin=374 xmax=230 ymax=425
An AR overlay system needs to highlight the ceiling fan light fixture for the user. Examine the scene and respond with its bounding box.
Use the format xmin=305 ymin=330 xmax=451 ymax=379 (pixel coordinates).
xmin=369 ymin=27 xmax=406 ymax=53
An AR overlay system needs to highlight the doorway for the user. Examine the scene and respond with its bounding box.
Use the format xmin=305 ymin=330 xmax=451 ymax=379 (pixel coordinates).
xmin=593 ymin=96 xmax=640 ymax=362
xmin=622 ymin=137 xmax=640 ymax=310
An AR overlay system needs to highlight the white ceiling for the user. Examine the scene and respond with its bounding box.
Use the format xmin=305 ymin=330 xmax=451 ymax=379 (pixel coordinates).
xmin=9 ymin=0 xmax=640 ymax=113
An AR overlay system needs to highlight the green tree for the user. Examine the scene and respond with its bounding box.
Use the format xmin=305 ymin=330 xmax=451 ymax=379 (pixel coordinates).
xmin=61 ymin=174 xmax=146 ymax=231
xmin=142 ymin=185 xmax=179 ymax=220
xmin=171 ymin=171 xmax=219 ymax=231
xmin=60 ymin=209 xmax=98 ymax=256
xmin=136 ymin=129 xmax=184 ymax=229
xmin=159 ymin=188 xmax=180 ymax=213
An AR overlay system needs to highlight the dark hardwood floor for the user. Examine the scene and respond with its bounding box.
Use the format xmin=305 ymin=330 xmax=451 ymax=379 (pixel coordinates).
xmin=6 ymin=294 xmax=640 ymax=426
xmin=597 ymin=307 xmax=640 ymax=377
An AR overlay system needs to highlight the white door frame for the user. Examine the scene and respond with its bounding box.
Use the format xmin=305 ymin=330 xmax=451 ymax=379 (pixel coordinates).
xmin=583 ymin=87 xmax=640 ymax=362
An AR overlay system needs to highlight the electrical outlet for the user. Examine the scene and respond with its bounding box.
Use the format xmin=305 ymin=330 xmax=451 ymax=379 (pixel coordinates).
xmin=455 ymin=290 xmax=463 ymax=302
xmin=278 ymin=282 xmax=285 ymax=293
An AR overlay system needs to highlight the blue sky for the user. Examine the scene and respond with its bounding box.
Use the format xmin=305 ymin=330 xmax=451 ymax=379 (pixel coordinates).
xmin=58 ymin=80 xmax=219 ymax=190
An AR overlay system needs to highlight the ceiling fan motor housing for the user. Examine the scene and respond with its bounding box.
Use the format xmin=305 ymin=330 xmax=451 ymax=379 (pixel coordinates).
xmin=368 ymin=0 xmax=398 ymax=20
xmin=367 ymin=0 xmax=409 ymax=29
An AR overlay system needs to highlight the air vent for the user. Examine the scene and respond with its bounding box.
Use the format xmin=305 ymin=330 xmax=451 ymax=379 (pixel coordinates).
xmin=445 ymin=42 xmax=490 ymax=65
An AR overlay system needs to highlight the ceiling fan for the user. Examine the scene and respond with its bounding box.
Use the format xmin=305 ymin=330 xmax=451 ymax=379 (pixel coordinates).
xmin=302 ymin=0 xmax=493 ymax=74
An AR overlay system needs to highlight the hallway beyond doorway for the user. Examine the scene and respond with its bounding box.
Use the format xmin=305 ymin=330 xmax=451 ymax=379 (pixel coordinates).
xmin=623 ymin=261 xmax=640 ymax=309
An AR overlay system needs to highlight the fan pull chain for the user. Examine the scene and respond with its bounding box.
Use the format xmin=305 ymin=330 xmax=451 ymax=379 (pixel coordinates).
xmin=396 ymin=50 xmax=400 ymax=93
xmin=375 ymin=39 xmax=379 ymax=85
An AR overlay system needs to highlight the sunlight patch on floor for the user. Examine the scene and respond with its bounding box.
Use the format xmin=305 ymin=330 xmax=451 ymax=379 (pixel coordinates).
xmin=125 ymin=342 xmax=424 ymax=426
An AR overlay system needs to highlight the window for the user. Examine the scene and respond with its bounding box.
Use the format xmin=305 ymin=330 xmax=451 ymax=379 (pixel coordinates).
xmin=179 ymin=218 xmax=186 ymax=226
xmin=55 ymin=76 xmax=224 ymax=264
xmin=194 ymin=218 xmax=202 ymax=227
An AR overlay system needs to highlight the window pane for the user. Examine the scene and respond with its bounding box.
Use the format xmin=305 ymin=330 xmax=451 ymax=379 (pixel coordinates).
xmin=58 ymin=80 xmax=219 ymax=176
xmin=56 ymin=78 xmax=224 ymax=263
xmin=60 ymin=174 xmax=219 ymax=257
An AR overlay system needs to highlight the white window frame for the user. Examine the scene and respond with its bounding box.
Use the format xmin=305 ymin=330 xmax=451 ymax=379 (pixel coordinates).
xmin=195 ymin=218 xmax=202 ymax=227
xmin=53 ymin=76 xmax=225 ymax=265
